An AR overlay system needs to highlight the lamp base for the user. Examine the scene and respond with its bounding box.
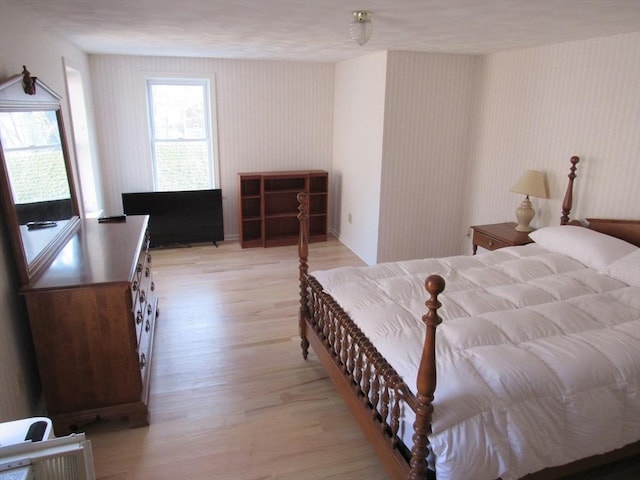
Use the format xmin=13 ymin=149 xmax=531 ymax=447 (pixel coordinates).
xmin=515 ymin=196 xmax=535 ymax=232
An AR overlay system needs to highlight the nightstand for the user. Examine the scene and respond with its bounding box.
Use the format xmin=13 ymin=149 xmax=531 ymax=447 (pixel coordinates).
xmin=471 ymin=222 xmax=534 ymax=254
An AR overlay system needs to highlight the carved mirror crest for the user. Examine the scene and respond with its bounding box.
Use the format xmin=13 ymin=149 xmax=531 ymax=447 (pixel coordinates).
xmin=0 ymin=66 xmax=80 ymax=285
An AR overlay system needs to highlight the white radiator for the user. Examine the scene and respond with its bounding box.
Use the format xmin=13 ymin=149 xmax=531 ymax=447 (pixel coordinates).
xmin=0 ymin=433 xmax=95 ymax=480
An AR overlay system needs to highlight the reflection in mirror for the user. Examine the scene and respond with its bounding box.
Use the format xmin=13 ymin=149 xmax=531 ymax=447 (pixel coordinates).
xmin=0 ymin=110 xmax=72 ymax=224
xmin=19 ymin=219 xmax=75 ymax=265
xmin=0 ymin=67 xmax=79 ymax=285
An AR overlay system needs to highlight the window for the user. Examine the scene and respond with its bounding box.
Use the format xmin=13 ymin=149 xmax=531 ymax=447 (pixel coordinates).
xmin=147 ymin=79 xmax=216 ymax=191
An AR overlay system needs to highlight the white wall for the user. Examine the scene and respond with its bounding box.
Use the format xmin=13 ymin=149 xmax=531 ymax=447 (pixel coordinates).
xmin=88 ymin=55 xmax=335 ymax=238
xmin=333 ymin=33 xmax=639 ymax=263
xmin=377 ymin=52 xmax=479 ymax=262
xmin=0 ymin=1 xmax=91 ymax=421
xmin=464 ymin=33 xmax=640 ymax=244
xmin=332 ymin=52 xmax=387 ymax=265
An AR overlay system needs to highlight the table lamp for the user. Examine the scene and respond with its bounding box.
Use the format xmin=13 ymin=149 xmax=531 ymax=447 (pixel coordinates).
xmin=511 ymin=170 xmax=548 ymax=232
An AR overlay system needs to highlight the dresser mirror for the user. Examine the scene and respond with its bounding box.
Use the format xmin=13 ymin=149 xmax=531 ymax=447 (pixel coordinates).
xmin=0 ymin=67 xmax=79 ymax=285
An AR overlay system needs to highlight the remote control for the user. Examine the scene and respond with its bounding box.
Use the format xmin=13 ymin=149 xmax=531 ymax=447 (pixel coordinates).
xmin=26 ymin=220 xmax=58 ymax=230
xmin=98 ymin=215 xmax=127 ymax=223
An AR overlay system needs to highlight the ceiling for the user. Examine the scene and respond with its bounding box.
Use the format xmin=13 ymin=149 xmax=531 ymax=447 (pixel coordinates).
xmin=8 ymin=0 xmax=640 ymax=62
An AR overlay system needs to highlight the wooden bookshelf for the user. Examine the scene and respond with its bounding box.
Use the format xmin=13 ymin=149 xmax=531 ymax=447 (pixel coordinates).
xmin=238 ymin=170 xmax=328 ymax=248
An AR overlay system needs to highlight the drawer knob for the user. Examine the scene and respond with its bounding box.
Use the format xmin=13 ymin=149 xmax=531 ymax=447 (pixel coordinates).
xmin=150 ymin=281 xmax=155 ymax=292
xmin=136 ymin=311 xmax=143 ymax=325
xmin=147 ymin=303 xmax=153 ymax=315
xmin=145 ymin=319 xmax=151 ymax=333
xmin=487 ymin=240 xmax=494 ymax=247
xmin=137 ymin=262 xmax=143 ymax=273
xmin=145 ymin=267 xmax=151 ymax=278
xmin=140 ymin=290 xmax=146 ymax=303
xmin=132 ymin=280 xmax=138 ymax=292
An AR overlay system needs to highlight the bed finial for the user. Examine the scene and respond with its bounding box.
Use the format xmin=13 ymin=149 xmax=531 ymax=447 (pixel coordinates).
xmin=561 ymin=156 xmax=580 ymax=225
xmin=409 ymin=274 xmax=445 ymax=480
xmin=297 ymin=192 xmax=310 ymax=359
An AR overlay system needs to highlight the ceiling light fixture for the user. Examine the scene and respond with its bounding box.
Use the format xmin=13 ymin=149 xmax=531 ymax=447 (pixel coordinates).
xmin=350 ymin=11 xmax=373 ymax=46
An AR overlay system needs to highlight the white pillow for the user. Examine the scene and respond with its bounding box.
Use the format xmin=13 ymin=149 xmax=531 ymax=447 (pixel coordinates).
xmin=528 ymin=225 xmax=638 ymax=271
xmin=603 ymin=250 xmax=640 ymax=286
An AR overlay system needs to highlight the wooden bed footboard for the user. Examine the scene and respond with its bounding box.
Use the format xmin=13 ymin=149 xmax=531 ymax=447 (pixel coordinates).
xmin=297 ymin=192 xmax=444 ymax=480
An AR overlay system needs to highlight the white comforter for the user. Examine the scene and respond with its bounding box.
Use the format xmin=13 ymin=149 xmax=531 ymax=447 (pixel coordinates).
xmin=312 ymin=244 xmax=640 ymax=480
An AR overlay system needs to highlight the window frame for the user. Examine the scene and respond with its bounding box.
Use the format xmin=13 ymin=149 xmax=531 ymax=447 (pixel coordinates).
xmin=146 ymin=77 xmax=219 ymax=191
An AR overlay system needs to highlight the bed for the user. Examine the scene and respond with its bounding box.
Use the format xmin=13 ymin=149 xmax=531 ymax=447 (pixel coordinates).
xmin=296 ymin=156 xmax=640 ymax=480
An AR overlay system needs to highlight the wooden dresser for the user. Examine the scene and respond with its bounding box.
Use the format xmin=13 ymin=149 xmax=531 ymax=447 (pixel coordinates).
xmin=20 ymin=215 xmax=158 ymax=434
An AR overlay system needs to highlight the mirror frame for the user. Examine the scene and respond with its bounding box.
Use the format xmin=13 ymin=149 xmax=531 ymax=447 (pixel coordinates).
xmin=0 ymin=67 xmax=80 ymax=285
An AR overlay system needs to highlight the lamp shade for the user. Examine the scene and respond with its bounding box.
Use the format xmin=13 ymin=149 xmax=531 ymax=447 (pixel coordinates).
xmin=511 ymin=170 xmax=548 ymax=199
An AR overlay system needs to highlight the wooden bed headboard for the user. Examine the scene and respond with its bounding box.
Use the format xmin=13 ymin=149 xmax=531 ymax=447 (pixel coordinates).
xmin=561 ymin=156 xmax=640 ymax=247
xmin=585 ymin=218 xmax=640 ymax=247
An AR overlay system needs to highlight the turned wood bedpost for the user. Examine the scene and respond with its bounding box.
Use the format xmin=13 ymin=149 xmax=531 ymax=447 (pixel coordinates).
xmin=297 ymin=192 xmax=310 ymax=359
xmin=561 ymin=156 xmax=580 ymax=225
xmin=409 ymin=274 xmax=446 ymax=480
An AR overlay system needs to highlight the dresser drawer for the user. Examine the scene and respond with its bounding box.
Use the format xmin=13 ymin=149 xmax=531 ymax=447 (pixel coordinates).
xmin=131 ymin=251 xmax=151 ymax=304
xmin=132 ymin=253 xmax=155 ymax=344
xmin=138 ymin=296 xmax=158 ymax=401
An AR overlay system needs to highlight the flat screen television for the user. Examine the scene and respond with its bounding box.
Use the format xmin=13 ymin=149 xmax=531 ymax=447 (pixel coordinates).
xmin=121 ymin=189 xmax=224 ymax=247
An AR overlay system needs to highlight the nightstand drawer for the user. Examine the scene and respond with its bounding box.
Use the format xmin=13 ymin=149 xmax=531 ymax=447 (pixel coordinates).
xmin=473 ymin=230 xmax=510 ymax=251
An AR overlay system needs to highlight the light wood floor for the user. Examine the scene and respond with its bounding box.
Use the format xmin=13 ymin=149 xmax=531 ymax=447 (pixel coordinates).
xmin=84 ymin=236 xmax=390 ymax=479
